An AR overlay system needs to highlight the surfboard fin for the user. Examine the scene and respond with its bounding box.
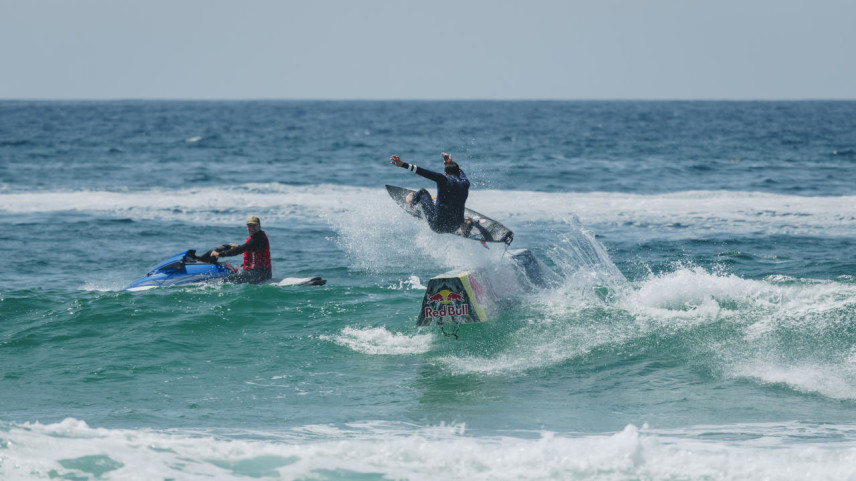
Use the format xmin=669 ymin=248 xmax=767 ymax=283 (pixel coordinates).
xmin=501 ymin=231 xmax=514 ymax=246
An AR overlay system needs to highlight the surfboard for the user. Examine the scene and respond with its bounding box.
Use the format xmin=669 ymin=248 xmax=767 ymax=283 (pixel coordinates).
xmin=277 ymin=276 xmax=326 ymax=286
xmin=385 ymin=185 xmax=514 ymax=245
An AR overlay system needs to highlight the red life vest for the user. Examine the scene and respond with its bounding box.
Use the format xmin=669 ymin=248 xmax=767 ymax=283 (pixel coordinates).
xmin=242 ymin=231 xmax=272 ymax=270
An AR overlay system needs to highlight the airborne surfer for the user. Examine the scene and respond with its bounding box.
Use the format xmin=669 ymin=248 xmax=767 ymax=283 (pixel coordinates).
xmin=389 ymin=152 xmax=473 ymax=235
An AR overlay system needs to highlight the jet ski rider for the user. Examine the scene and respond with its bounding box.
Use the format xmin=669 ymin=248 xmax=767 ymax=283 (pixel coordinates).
xmin=210 ymin=215 xmax=272 ymax=284
xmin=389 ymin=152 xmax=470 ymax=234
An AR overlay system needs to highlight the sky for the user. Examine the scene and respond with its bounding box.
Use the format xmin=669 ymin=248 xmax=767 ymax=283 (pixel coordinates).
xmin=1 ymin=0 xmax=855 ymax=100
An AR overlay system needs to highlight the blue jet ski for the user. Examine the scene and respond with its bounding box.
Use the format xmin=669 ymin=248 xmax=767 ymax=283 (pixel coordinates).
xmin=125 ymin=247 xmax=236 ymax=291
xmin=126 ymin=246 xmax=327 ymax=291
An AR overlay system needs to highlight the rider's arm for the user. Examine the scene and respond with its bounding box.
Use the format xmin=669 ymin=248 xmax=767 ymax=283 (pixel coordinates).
xmin=391 ymin=155 xmax=446 ymax=184
xmin=218 ymin=235 xmax=260 ymax=257
xmin=399 ymin=162 xmax=446 ymax=184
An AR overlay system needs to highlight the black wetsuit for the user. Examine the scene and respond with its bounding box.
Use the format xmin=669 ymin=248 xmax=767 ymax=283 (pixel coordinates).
xmin=399 ymin=162 xmax=470 ymax=233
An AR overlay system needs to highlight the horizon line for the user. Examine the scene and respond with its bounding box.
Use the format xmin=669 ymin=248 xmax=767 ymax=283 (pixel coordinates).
xmin=2 ymin=97 xmax=856 ymax=102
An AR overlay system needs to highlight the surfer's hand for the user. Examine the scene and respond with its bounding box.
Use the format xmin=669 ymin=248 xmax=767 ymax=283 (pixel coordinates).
xmin=390 ymin=155 xmax=402 ymax=166
xmin=442 ymin=152 xmax=452 ymax=164
xmin=210 ymin=251 xmax=220 ymax=258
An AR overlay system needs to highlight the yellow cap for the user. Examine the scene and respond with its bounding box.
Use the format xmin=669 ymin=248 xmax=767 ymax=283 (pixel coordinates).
xmin=246 ymin=215 xmax=260 ymax=225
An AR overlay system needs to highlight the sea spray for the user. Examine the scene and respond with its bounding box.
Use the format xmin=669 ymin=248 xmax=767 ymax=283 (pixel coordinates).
xmin=331 ymin=186 xmax=514 ymax=274
xmin=321 ymin=326 xmax=433 ymax=355
xmin=438 ymin=218 xmax=634 ymax=375
xmin=547 ymin=216 xmax=628 ymax=290
xmin=623 ymin=266 xmax=856 ymax=399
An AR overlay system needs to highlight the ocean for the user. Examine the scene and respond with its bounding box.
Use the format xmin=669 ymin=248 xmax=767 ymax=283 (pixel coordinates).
xmin=1 ymin=100 xmax=856 ymax=480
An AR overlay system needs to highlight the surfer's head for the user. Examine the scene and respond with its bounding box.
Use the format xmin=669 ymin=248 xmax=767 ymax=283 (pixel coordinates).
xmin=246 ymin=215 xmax=261 ymax=233
xmin=444 ymin=161 xmax=461 ymax=177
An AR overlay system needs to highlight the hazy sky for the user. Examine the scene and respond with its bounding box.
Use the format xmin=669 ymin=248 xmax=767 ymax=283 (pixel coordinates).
xmin=2 ymin=0 xmax=854 ymax=100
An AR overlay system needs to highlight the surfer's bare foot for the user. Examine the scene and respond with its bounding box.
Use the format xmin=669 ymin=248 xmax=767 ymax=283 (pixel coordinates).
xmin=405 ymin=192 xmax=414 ymax=207
xmin=461 ymin=218 xmax=473 ymax=235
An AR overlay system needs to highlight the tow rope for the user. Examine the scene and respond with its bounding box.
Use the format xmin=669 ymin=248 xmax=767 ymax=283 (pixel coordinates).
xmin=440 ymin=322 xmax=461 ymax=340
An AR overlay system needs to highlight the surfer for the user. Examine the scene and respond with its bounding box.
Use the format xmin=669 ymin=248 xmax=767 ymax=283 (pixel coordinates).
xmin=389 ymin=152 xmax=471 ymax=234
xmin=209 ymin=215 xmax=273 ymax=284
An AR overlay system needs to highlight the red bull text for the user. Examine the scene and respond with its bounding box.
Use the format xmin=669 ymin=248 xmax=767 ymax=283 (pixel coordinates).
xmin=424 ymin=303 xmax=470 ymax=319
xmin=424 ymin=289 xmax=469 ymax=319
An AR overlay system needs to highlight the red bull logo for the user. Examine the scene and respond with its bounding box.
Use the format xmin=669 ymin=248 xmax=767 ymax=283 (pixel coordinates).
xmin=424 ymin=289 xmax=469 ymax=318
xmin=427 ymin=289 xmax=463 ymax=305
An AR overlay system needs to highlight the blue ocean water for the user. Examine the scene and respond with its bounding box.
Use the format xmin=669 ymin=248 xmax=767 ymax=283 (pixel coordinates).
xmin=2 ymin=100 xmax=856 ymax=480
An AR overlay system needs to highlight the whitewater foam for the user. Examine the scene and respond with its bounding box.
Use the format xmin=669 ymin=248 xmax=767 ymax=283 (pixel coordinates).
xmin=438 ymin=260 xmax=856 ymax=404
xmin=625 ymin=267 xmax=856 ymax=400
xmin=320 ymin=326 xmax=433 ymax=355
xmin=3 ymin=185 xmax=855 ymax=238
xmin=3 ymin=419 xmax=856 ymax=481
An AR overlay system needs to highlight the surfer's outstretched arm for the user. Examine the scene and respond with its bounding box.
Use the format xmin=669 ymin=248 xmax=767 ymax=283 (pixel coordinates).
xmin=389 ymin=155 xmax=446 ymax=183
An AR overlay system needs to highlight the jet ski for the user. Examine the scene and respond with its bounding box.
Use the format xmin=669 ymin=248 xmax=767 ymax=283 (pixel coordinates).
xmin=125 ymin=248 xmax=235 ymax=291
xmin=125 ymin=246 xmax=327 ymax=291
